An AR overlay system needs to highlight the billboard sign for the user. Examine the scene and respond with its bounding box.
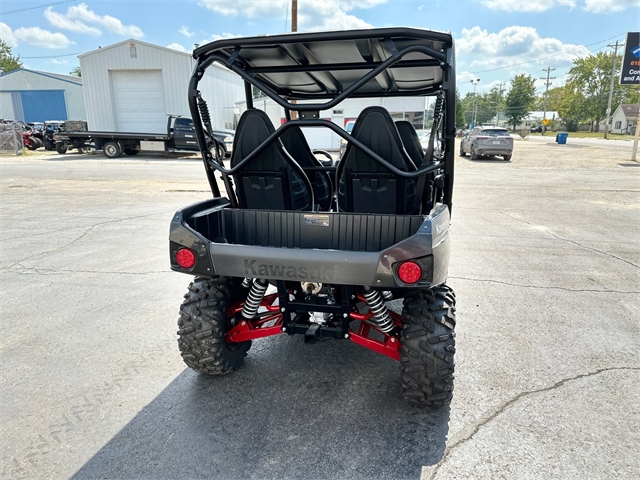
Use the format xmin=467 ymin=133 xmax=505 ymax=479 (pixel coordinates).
xmin=620 ymin=32 xmax=640 ymax=85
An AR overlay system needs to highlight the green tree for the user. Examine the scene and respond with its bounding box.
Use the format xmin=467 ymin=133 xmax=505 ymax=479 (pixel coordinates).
xmin=505 ymin=74 xmax=536 ymax=130
xmin=567 ymin=52 xmax=626 ymax=132
xmin=545 ymin=86 xmax=566 ymax=112
xmin=0 ymin=40 xmax=22 ymax=74
xmin=70 ymin=66 xmax=81 ymax=77
xmin=455 ymin=89 xmax=466 ymax=128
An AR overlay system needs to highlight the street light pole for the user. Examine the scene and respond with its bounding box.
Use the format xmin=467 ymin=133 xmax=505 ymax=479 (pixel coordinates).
xmin=495 ymin=82 xmax=504 ymax=127
xmin=470 ymin=78 xmax=480 ymax=127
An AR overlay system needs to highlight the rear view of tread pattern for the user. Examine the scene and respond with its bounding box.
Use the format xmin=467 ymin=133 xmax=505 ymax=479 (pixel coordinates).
xmin=177 ymin=276 xmax=251 ymax=375
xmin=400 ymin=286 xmax=456 ymax=407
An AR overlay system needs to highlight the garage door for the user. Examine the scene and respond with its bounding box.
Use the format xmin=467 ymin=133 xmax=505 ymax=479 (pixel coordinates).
xmin=111 ymin=70 xmax=166 ymax=133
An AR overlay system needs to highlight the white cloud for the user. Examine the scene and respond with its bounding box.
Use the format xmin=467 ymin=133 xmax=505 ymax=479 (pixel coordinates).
xmin=179 ymin=26 xmax=195 ymax=37
xmin=199 ymin=0 xmax=385 ymax=31
xmin=457 ymin=26 xmax=590 ymax=72
xmin=44 ymin=7 xmax=101 ymax=36
xmin=198 ymin=32 xmax=243 ymax=47
xmin=43 ymin=3 xmax=144 ymax=38
xmin=166 ymin=43 xmax=188 ymax=52
xmin=14 ymin=27 xmax=74 ymax=49
xmin=584 ymin=0 xmax=639 ymax=12
xmin=50 ymin=58 xmax=68 ymax=65
xmin=483 ymin=0 xmax=575 ymax=12
xmin=0 ymin=22 xmax=18 ymax=47
xmin=458 ymin=71 xmax=480 ymax=84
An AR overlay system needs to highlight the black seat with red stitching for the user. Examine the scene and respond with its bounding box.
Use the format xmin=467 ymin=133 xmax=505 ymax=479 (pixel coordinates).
xmin=231 ymin=109 xmax=313 ymax=211
xmin=336 ymin=107 xmax=417 ymax=214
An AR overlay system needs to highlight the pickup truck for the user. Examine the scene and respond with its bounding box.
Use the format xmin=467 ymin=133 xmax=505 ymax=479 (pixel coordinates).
xmin=53 ymin=116 xmax=233 ymax=158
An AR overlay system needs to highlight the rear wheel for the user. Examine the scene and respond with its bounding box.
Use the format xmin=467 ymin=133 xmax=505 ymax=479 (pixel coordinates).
xmin=503 ymin=154 xmax=512 ymax=161
xmin=55 ymin=143 xmax=67 ymax=154
xmin=177 ymin=276 xmax=251 ymax=375
xmin=103 ymin=141 xmax=122 ymax=159
xmin=78 ymin=146 xmax=92 ymax=154
xmin=470 ymin=145 xmax=478 ymax=160
xmin=400 ymin=286 xmax=456 ymax=408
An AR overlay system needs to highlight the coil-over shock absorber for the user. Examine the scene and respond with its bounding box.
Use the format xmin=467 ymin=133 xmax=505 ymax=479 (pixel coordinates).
xmin=361 ymin=286 xmax=394 ymax=333
xmin=241 ymin=279 xmax=269 ymax=319
xmin=196 ymin=92 xmax=221 ymax=162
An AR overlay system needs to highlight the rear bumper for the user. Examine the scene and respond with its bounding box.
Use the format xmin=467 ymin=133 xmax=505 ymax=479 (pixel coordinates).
xmin=169 ymin=199 xmax=451 ymax=288
xmin=477 ymin=147 xmax=512 ymax=156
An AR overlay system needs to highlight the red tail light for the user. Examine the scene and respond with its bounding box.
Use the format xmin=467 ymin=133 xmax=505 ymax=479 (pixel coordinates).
xmin=397 ymin=261 xmax=422 ymax=284
xmin=176 ymin=248 xmax=196 ymax=268
xmin=476 ymin=136 xmax=489 ymax=140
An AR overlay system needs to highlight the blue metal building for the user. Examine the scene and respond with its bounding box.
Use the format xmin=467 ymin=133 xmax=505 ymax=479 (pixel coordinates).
xmin=0 ymin=68 xmax=86 ymax=122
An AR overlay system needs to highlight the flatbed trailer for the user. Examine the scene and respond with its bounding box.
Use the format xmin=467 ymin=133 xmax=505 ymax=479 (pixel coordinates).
xmin=53 ymin=115 xmax=232 ymax=158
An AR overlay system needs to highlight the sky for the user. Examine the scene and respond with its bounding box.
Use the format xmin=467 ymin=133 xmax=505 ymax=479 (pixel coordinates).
xmin=1 ymin=0 xmax=638 ymax=96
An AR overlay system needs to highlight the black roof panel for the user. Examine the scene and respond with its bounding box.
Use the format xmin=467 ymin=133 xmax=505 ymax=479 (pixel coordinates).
xmin=194 ymin=28 xmax=454 ymax=99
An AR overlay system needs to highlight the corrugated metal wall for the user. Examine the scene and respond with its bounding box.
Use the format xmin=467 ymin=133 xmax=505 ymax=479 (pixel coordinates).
xmin=0 ymin=92 xmax=14 ymax=119
xmin=21 ymin=91 xmax=67 ymax=122
xmin=0 ymin=69 xmax=85 ymax=121
xmin=80 ymin=41 xmax=244 ymax=132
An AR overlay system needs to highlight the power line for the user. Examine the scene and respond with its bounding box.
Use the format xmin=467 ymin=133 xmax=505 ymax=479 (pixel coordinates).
xmin=1 ymin=0 xmax=76 ymax=15
xmin=21 ymin=52 xmax=83 ymax=59
xmin=466 ymin=32 xmax=626 ymax=75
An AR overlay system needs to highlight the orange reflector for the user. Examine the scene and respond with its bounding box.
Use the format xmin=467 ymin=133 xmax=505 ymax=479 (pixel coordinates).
xmin=176 ymin=248 xmax=196 ymax=268
xmin=397 ymin=261 xmax=422 ymax=284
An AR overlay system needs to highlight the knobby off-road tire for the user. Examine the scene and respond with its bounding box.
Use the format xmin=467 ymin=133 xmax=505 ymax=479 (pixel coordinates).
xmin=177 ymin=276 xmax=251 ymax=375
xmin=400 ymin=285 xmax=456 ymax=408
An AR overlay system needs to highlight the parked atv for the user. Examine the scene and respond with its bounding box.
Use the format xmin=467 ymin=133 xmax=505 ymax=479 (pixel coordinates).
xmin=22 ymin=127 xmax=43 ymax=150
xmin=169 ymin=28 xmax=457 ymax=407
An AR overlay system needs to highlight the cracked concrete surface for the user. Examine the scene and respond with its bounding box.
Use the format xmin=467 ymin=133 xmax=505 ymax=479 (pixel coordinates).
xmin=425 ymin=367 xmax=640 ymax=479
xmin=1 ymin=141 xmax=639 ymax=479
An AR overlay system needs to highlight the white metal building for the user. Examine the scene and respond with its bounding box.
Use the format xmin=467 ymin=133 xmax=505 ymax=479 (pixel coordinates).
xmin=79 ymin=39 xmax=244 ymax=133
xmin=0 ymin=68 xmax=85 ymax=122
xmin=239 ymin=96 xmax=427 ymax=150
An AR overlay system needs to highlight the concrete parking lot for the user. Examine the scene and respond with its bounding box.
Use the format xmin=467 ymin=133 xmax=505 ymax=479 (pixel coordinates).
xmin=1 ymin=139 xmax=639 ymax=479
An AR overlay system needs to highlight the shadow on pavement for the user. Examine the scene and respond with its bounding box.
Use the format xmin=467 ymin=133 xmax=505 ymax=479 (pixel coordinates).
xmin=72 ymin=336 xmax=450 ymax=479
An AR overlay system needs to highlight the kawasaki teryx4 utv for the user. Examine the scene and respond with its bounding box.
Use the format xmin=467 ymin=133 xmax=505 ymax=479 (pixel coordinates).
xmin=170 ymin=28 xmax=457 ymax=407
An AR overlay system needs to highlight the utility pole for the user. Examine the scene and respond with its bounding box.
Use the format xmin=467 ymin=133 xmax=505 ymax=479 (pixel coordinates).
xmin=292 ymin=0 xmax=298 ymax=32
xmin=604 ymin=41 xmax=620 ymax=140
xmin=470 ymin=78 xmax=480 ymax=127
xmin=540 ymin=67 xmax=556 ymax=136
xmin=495 ymin=82 xmax=504 ymax=127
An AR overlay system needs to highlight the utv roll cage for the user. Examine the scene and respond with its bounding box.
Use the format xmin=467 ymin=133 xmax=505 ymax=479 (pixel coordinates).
xmin=187 ymin=27 xmax=456 ymax=211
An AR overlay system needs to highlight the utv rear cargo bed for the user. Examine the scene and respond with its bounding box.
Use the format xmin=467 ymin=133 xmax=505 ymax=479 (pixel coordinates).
xmin=170 ymin=198 xmax=451 ymax=288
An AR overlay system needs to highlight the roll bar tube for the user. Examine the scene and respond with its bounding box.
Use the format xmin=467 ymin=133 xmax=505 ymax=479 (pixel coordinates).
xmin=189 ymin=40 xmax=454 ymax=207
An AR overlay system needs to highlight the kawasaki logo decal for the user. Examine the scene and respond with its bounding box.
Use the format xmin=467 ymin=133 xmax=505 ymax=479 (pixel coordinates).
xmin=244 ymin=260 xmax=338 ymax=282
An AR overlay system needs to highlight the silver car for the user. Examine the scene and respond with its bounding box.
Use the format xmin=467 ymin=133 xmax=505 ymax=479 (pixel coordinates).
xmin=460 ymin=126 xmax=513 ymax=161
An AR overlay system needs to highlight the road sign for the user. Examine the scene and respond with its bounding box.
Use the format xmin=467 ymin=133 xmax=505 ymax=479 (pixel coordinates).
xmin=543 ymin=119 xmax=550 ymax=126
xmin=619 ymin=32 xmax=640 ymax=85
